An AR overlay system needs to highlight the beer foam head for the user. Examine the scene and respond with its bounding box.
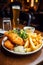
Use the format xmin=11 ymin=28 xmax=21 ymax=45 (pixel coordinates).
xmin=12 ymin=6 xmax=20 ymax=9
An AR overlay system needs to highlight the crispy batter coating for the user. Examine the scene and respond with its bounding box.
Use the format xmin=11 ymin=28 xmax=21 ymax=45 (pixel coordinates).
xmin=4 ymin=32 xmax=24 ymax=46
xmin=4 ymin=40 xmax=14 ymax=50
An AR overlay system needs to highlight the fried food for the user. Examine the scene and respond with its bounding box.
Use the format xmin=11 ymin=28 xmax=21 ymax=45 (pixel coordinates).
xmin=4 ymin=31 xmax=9 ymax=37
xmin=29 ymin=37 xmax=36 ymax=50
xmin=24 ymin=39 xmax=29 ymax=48
xmin=25 ymin=48 xmax=32 ymax=52
xmin=4 ymin=30 xmax=43 ymax=52
xmin=28 ymin=33 xmax=42 ymax=51
xmin=4 ymin=40 xmax=14 ymax=50
xmin=4 ymin=32 xmax=24 ymax=46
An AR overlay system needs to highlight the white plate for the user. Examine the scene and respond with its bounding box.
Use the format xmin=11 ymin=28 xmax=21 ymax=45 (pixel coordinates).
xmin=2 ymin=37 xmax=43 ymax=55
xmin=42 ymin=40 xmax=43 ymax=47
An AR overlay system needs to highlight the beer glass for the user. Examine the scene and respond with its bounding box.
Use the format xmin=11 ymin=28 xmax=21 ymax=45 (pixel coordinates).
xmin=12 ymin=6 xmax=20 ymax=28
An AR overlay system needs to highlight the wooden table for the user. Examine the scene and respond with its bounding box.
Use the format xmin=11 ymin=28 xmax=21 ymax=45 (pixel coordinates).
xmin=0 ymin=24 xmax=43 ymax=65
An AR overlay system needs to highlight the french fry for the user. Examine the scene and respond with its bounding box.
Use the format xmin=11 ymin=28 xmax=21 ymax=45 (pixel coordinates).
xmin=35 ymin=43 xmax=42 ymax=50
xmin=29 ymin=36 xmax=42 ymax=51
xmin=29 ymin=37 xmax=36 ymax=50
xmin=24 ymin=40 xmax=29 ymax=48
xmin=25 ymin=48 xmax=32 ymax=52
xmin=32 ymin=39 xmax=37 ymax=45
xmin=31 ymin=33 xmax=37 ymax=38
xmin=41 ymin=37 xmax=43 ymax=40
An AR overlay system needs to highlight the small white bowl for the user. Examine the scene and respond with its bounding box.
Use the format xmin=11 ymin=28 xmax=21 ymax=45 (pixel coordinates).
xmin=23 ymin=26 xmax=35 ymax=32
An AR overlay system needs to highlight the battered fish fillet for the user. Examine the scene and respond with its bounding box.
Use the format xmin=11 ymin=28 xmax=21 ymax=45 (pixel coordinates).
xmin=4 ymin=32 xmax=24 ymax=46
xmin=4 ymin=40 xmax=14 ymax=50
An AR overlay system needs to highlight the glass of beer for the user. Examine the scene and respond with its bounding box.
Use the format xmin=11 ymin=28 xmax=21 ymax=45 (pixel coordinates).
xmin=12 ymin=6 xmax=20 ymax=28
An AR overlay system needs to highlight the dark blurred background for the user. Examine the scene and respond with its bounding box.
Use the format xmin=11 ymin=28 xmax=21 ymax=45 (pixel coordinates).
xmin=0 ymin=0 xmax=43 ymax=31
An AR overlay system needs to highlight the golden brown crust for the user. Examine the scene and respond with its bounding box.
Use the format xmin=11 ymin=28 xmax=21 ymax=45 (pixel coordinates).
xmin=4 ymin=40 xmax=14 ymax=50
xmin=4 ymin=32 xmax=24 ymax=46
